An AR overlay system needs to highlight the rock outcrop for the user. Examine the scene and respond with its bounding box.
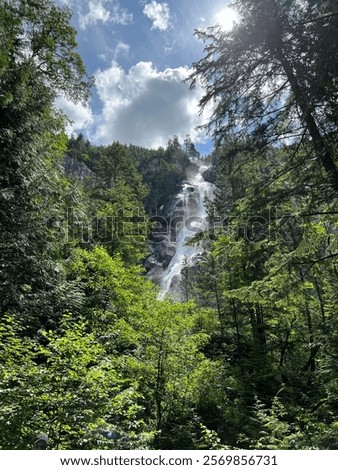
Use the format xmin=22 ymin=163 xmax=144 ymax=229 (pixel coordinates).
xmin=63 ymin=155 xmax=94 ymax=181
xmin=201 ymin=166 xmax=217 ymax=184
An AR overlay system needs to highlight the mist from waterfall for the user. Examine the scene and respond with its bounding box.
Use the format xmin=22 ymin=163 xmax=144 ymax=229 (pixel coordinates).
xmin=158 ymin=165 xmax=214 ymax=300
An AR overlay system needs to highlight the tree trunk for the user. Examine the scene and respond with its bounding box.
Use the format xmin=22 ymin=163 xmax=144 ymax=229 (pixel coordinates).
xmin=273 ymin=26 xmax=338 ymax=192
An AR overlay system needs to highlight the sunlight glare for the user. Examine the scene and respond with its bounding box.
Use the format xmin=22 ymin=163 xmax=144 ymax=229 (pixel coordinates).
xmin=214 ymin=7 xmax=238 ymax=31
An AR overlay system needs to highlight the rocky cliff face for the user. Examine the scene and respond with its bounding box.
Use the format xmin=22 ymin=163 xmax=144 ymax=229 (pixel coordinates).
xmin=63 ymin=155 xmax=94 ymax=180
xmin=201 ymin=166 xmax=217 ymax=184
xmin=145 ymin=195 xmax=180 ymax=283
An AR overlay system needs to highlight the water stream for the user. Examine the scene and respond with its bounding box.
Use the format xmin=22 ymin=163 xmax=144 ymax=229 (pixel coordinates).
xmin=158 ymin=165 xmax=214 ymax=299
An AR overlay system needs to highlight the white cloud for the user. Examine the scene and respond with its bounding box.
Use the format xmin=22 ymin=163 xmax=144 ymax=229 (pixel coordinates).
xmin=143 ymin=1 xmax=170 ymax=31
xmin=113 ymin=41 xmax=130 ymax=58
xmin=79 ymin=0 xmax=132 ymax=29
xmin=98 ymin=41 xmax=130 ymax=63
xmin=79 ymin=0 xmax=110 ymax=29
xmin=110 ymin=3 xmax=133 ymax=25
xmin=55 ymin=96 xmax=94 ymax=137
xmin=93 ymin=61 xmax=209 ymax=149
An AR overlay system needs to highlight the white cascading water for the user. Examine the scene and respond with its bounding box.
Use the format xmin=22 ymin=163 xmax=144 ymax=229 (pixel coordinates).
xmin=158 ymin=165 xmax=214 ymax=300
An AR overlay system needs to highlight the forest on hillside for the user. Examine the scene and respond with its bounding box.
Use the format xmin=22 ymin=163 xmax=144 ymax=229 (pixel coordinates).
xmin=1 ymin=0 xmax=338 ymax=450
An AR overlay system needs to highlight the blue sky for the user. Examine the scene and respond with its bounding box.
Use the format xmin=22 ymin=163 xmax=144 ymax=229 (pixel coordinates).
xmin=55 ymin=0 xmax=238 ymax=154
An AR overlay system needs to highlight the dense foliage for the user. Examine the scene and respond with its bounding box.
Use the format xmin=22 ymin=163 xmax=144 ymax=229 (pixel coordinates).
xmin=0 ymin=0 xmax=338 ymax=450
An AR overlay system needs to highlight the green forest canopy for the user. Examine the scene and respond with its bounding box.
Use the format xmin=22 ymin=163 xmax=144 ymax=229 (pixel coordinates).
xmin=0 ymin=0 xmax=338 ymax=450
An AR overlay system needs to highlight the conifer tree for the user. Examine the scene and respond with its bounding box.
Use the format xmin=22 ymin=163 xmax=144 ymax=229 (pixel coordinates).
xmin=0 ymin=0 xmax=91 ymax=327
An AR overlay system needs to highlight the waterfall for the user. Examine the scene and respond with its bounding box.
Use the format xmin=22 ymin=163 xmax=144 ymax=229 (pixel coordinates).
xmin=157 ymin=165 xmax=214 ymax=300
